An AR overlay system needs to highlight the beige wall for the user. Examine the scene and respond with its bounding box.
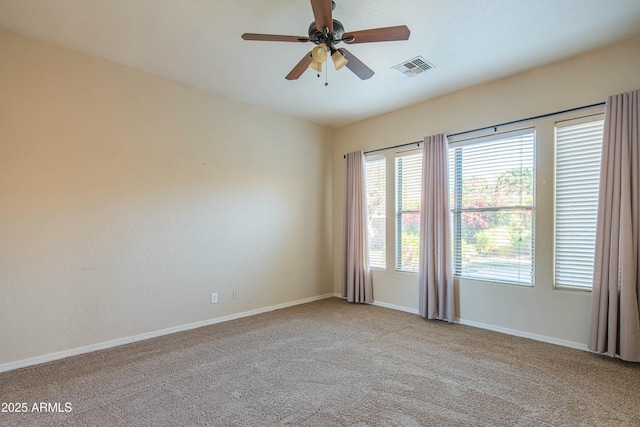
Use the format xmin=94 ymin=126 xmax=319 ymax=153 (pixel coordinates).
xmin=0 ymin=29 xmax=333 ymax=366
xmin=333 ymin=36 xmax=640 ymax=347
xmin=2 ymin=27 xmax=640 ymax=369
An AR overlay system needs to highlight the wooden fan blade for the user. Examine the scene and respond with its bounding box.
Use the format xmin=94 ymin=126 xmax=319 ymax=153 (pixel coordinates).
xmin=339 ymin=48 xmax=374 ymax=80
xmin=242 ymin=33 xmax=310 ymax=43
xmin=310 ymin=0 xmax=333 ymax=33
xmin=285 ymin=51 xmax=314 ymax=80
xmin=343 ymin=25 xmax=410 ymax=44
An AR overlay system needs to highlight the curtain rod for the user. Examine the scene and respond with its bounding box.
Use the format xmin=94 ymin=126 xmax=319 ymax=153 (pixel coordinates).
xmin=344 ymin=101 xmax=605 ymax=158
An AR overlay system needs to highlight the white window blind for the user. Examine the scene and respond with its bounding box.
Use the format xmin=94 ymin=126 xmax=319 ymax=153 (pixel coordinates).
xmin=554 ymin=116 xmax=604 ymax=289
xmin=365 ymin=156 xmax=386 ymax=269
xmin=395 ymin=152 xmax=422 ymax=272
xmin=449 ymin=129 xmax=535 ymax=285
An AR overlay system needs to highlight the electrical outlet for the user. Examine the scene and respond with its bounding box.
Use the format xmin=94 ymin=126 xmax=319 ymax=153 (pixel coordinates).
xmin=232 ymin=290 xmax=238 ymax=300
xmin=211 ymin=292 xmax=218 ymax=304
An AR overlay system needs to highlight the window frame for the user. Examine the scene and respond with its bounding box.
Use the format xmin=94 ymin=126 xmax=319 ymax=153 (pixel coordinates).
xmin=364 ymin=155 xmax=387 ymax=270
xmin=394 ymin=150 xmax=423 ymax=273
xmin=553 ymin=113 xmax=604 ymax=291
xmin=448 ymin=128 xmax=536 ymax=286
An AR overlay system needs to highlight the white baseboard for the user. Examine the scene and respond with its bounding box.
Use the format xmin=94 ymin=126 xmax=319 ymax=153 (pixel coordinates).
xmin=372 ymin=300 xmax=419 ymax=315
xmin=0 ymin=293 xmax=335 ymax=373
xmin=455 ymin=318 xmax=589 ymax=351
xmin=336 ymin=293 xmax=589 ymax=352
xmin=4 ymin=294 xmax=589 ymax=373
xmin=333 ymin=293 xmax=419 ymax=314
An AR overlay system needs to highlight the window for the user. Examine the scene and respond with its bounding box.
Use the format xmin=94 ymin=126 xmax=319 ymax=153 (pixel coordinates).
xmin=449 ymin=129 xmax=535 ymax=285
xmin=395 ymin=152 xmax=422 ymax=272
xmin=365 ymin=156 xmax=386 ymax=269
xmin=554 ymin=116 xmax=604 ymax=289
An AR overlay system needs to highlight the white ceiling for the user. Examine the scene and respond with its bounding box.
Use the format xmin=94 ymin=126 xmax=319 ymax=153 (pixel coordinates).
xmin=1 ymin=0 xmax=639 ymax=128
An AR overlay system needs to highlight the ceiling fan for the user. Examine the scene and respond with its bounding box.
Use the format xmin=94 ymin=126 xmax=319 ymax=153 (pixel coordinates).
xmin=241 ymin=0 xmax=410 ymax=81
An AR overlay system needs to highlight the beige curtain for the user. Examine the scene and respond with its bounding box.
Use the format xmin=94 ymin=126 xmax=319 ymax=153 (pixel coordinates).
xmin=589 ymin=89 xmax=640 ymax=362
xmin=342 ymin=151 xmax=373 ymax=303
xmin=418 ymin=134 xmax=455 ymax=321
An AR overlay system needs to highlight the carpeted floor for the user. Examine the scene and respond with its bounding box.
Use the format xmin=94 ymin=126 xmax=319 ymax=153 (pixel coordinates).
xmin=1 ymin=297 xmax=639 ymax=426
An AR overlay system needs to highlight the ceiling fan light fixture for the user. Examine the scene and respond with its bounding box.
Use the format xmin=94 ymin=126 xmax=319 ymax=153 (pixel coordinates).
xmin=309 ymin=43 xmax=328 ymax=73
xmin=311 ymin=43 xmax=328 ymax=63
xmin=309 ymin=60 xmax=323 ymax=73
xmin=331 ymin=49 xmax=348 ymax=70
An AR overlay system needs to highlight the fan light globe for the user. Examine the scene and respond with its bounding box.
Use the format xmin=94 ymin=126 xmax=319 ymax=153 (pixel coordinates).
xmin=331 ymin=50 xmax=348 ymax=71
xmin=311 ymin=44 xmax=328 ymax=62
xmin=309 ymin=43 xmax=328 ymax=73
xmin=309 ymin=60 xmax=323 ymax=73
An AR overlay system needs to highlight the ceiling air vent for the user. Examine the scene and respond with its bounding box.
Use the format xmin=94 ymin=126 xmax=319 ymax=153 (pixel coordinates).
xmin=393 ymin=56 xmax=434 ymax=77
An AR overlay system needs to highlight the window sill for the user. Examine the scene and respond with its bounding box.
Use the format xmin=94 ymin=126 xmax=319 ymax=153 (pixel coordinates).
xmin=396 ymin=269 xmax=419 ymax=275
xmin=454 ymin=275 xmax=533 ymax=287
xmin=554 ymin=284 xmax=592 ymax=293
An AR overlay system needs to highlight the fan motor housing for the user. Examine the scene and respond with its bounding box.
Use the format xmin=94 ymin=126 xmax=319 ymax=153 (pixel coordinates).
xmin=308 ymin=20 xmax=345 ymax=46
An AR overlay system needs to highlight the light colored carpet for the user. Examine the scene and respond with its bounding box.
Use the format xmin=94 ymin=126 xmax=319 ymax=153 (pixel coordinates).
xmin=1 ymin=297 xmax=639 ymax=426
